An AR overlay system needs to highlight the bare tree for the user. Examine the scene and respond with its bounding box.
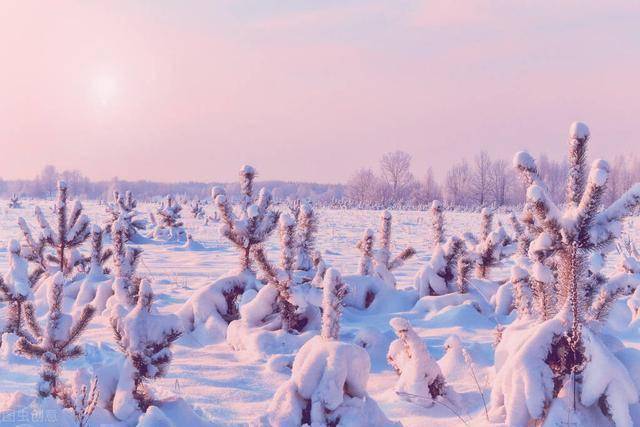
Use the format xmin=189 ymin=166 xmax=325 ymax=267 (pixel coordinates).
xmin=415 ymin=167 xmax=441 ymax=205
xmin=36 ymin=165 xmax=58 ymax=198
xmin=380 ymin=150 xmax=414 ymax=203
xmin=444 ymin=159 xmax=472 ymax=207
xmin=537 ymin=154 xmax=567 ymax=204
xmin=489 ymin=159 xmax=510 ymax=206
xmin=471 ymin=151 xmax=492 ymax=206
xmin=346 ymin=168 xmax=379 ymax=206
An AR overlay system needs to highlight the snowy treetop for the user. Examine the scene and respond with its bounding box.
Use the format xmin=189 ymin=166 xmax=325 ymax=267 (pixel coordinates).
xmin=569 ymin=121 xmax=590 ymax=140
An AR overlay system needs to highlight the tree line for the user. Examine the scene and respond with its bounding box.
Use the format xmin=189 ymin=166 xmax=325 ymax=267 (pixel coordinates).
xmin=2 ymin=154 xmax=639 ymax=209
xmin=346 ymin=150 xmax=640 ymax=209
xmin=0 ymin=165 xmax=345 ymax=203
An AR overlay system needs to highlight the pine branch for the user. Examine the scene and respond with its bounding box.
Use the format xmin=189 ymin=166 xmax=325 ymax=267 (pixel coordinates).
xmin=389 ymin=247 xmax=417 ymax=271
xmin=23 ymin=302 xmax=43 ymax=339
xmin=61 ymin=305 xmax=96 ymax=349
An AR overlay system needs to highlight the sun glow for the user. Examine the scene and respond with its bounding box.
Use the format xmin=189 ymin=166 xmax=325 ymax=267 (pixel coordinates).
xmin=90 ymin=74 xmax=118 ymax=106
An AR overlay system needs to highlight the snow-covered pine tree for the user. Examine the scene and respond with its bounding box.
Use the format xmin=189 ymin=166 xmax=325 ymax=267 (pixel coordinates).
xmin=490 ymin=122 xmax=640 ymax=426
xmin=472 ymin=208 xmax=511 ymax=279
xmin=105 ymin=191 xmax=145 ymax=242
xmin=110 ymin=280 xmax=182 ymax=420
xmin=510 ymin=265 xmax=535 ymax=319
xmin=415 ymin=235 xmax=466 ymax=296
xmin=154 ymin=194 xmax=185 ymax=242
xmin=356 ymin=228 xmax=375 ymax=276
xmin=8 ymin=193 xmax=21 ymax=208
xmin=260 ymin=269 xmax=398 ymax=426
xmin=15 ymin=272 xmax=95 ymax=398
xmin=387 ymin=317 xmax=446 ymax=404
xmin=74 ymin=225 xmax=115 ymax=313
xmin=456 ymin=255 xmax=472 ymax=293
xmin=214 ymin=166 xmax=280 ymax=273
xmin=375 ymin=210 xmax=416 ymax=286
xmin=320 ymin=268 xmax=347 ymax=340
xmin=109 ymin=218 xmax=143 ymax=309
xmin=18 ymin=180 xmax=90 ymax=278
xmin=509 ymin=210 xmax=534 ymax=257
xmin=177 ymin=180 xmax=279 ymax=345
xmin=57 ymin=372 xmax=100 ymax=427
xmin=0 ymin=240 xmax=38 ymax=342
xmin=479 ymin=207 xmax=492 ymax=241
xmin=251 ymin=213 xmax=304 ymax=332
xmin=430 ymin=200 xmax=445 ymax=247
xmin=311 ymin=250 xmax=328 ymax=287
xmin=77 ymin=224 xmax=112 ymax=277
xmin=293 ymin=200 xmax=318 ymax=271
xmin=473 ymin=231 xmax=501 ymax=279
xmin=190 ymin=199 xmax=205 ymax=219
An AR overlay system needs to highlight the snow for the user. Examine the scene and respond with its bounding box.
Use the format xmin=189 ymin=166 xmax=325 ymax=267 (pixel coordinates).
xmin=2 ymin=202 xmax=640 ymax=426
xmin=590 ymin=159 xmax=610 ymax=187
xmin=513 ymin=151 xmax=536 ymax=170
xmin=387 ymin=317 xmax=445 ymax=404
xmin=240 ymin=164 xmax=255 ymax=176
xmin=261 ymin=335 xmax=399 ymax=426
xmin=569 ymin=121 xmax=590 ymax=140
xmin=4 ymin=239 xmax=31 ymax=297
xmin=526 ymin=184 xmax=545 ymax=203
xmin=246 ymin=204 xmax=260 ymax=219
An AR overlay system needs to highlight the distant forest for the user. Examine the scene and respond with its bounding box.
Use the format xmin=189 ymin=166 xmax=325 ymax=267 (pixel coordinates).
xmin=3 ymin=150 xmax=639 ymax=210
xmin=0 ymin=165 xmax=345 ymax=204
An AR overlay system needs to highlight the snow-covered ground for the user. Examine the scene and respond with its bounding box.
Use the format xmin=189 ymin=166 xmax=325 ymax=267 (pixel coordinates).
xmin=1 ymin=200 xmax=639 ymax=426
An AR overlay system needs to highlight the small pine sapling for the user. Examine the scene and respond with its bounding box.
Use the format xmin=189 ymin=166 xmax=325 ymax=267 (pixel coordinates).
xmin=18 ymin=180 xmax=90 ymax=278
xmin=110 ymin=280 xmax=182 ymax=419
xmin=58 ymin=371 xmax=100 ymax=427
xmin=109 ymin=218 xmax=143 ymax=309
xmin=509 ymin=210 xmax=534 ymax=257
xmin=415 ymin=235 xmax=466 ymax=296
xmin=491 ymin=122 xmax=640 ymax=426
xmin=356 ymin=228 xmax=375 ymax=275
xmin=16 ymin=272 xmax=95 ymax=398
xmin=261 ymin=270 xmax=397 ymax=426
xmin=105 ymin=191 xmax=145 ymax=242
xmin=251 ymin=214 xmax=304 ymax=332
xmin=479 ymin=207 xmax=493 ymax=241
xmin=456 ymin=255 xmax=472 ymax=294
xmin=293 ymin=201 xmax=318 ymax=271
xmin=190 ymin=199 xmax=205 ymax=219
xmin=387 ymin=317 xmax=446 ymax=404
xmin=83 ymin=225 xmax=112 ymax=276
xmin=374 ymin=210 xmax=416 ymax=287
xmin=74 ymin=225 xmax=114 ymax=313
xmin=154 ymin=194 xmax=185 ymax=241
xmin=8 ymin=193 xmax=21 ymax=208
xmin=416 ymin=201 xmax=471 ymax=296
xmin=177 ymin=181 xmax=280 ymax=344
xmin=431 ymin=200 xmax=445 ymax=247
xmin=472 ymin=208 xmax=505 ymax=279
xmin=320 ymin=268 xmax=347 ymax=340
xmin=214 ymin=166 xmax=280 ymax=273
xmin=311 ymin=251 xmax=328 ymax=287
xmin=510 ymin=265 xmax=535 ymax=319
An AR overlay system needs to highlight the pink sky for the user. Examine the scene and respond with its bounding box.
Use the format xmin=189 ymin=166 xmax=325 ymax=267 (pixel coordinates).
xmin=1 ymin=1 xmax=638 ymax=183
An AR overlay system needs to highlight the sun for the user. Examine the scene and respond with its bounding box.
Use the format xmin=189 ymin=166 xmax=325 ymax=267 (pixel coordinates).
xmin=90 ymin=74 xmax=118 ymax=106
